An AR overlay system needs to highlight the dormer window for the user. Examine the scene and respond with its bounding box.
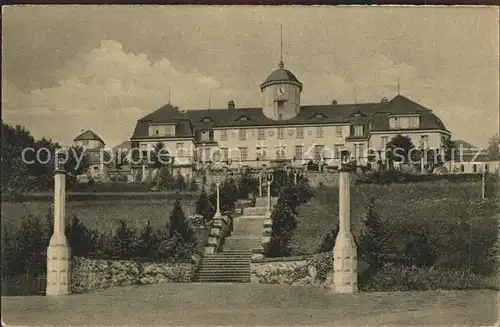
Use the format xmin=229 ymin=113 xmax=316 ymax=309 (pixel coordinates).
xmin=202 ymin=117 xmax=212 ymax=123
xmin=315 ymin=114 xmax=325 ymax=119
xmin=237 ymin=116 xmax=249 ymax=121
xmin=353 ymin=124 xmax=364 ymax=137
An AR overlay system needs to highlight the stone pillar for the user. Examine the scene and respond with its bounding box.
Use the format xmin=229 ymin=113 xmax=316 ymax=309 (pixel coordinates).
xmin=46 ymin=154 xmax=71 ymax=296
xmin=332 ymin=168 xmax=358 ymax=294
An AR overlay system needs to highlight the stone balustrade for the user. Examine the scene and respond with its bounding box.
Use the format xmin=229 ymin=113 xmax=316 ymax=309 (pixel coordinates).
xmin=204 ymin=214 xmax=231 ymax=254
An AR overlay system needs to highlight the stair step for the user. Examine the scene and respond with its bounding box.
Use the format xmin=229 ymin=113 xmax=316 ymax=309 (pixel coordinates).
xmin=198 ymin=271 xmax=250 ymax=277
xmin=197 ymin=279 xmax=250 ymax=283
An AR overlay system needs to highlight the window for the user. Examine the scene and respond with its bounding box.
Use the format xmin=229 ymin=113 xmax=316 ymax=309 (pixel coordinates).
xmin=296 ymin=127 xmax=304 ymax=139
xmin=409 ymin=116 xmax=420 ymax=128
xmin=295 ymin=145 xmax=303 ymax=160
xmin=473 ymin=164 xmax=477 ymax=173
xmin=336 ymin=126 xmax=343 ymax=137
xmin=221 ymin=148 xmax=228 ymax=160
xmin=277 ymin=128 xmax=284 ymax=139
xmin=277 ymin=102 xmax=284 ymax=120
xmin=314 ymin=145 xmax=324 ymax=160
xmin=276 ymin=148 xmax=286 ymax=160
xmin=334 ymin=144 xmax=344 ymax=159
xmin=353 ymin=125 xmax=364 ymax=137
xmin=200 ymin=130 xmax=210 ymax=142
xmin=238 ymin=116 xmax=248 ymax=121
xmin=258 ymin=129 xmax=266 ymax=140
xmin=239 ymin=147 xmax=248 ymax=161
xmin=460 ymin=164 xmax=465 ymax=172
xmin=220 ymin=130 xmax=227 ymax=141
xmin=357 ymin=143 xmax=365 ymax=159
xmin=485 ymin=164 xmax=489 ymax=172
xmin=381 ymin=136 xmax=388 ymax=149
xmin=239 ymin=129 xmax=246 ymax=140
xmin=316 ymin=126 xmax=324 ymax=138
xmin=421 ymin=135 xmax=429 ymax=149
xmin=315 ymin=114 xmax=324 ymax=119
xmin=155 ymin=129 xmax=159 ymax=136
xmin=256 ymin=147 xmax=266 ymax=160
xmin=166 ymin=125 xmax=175 ymax=136
xmin=83 ymin=140 xmax=89 ymax=145
xmin=202 ymin=117 xmax=211 ymax=123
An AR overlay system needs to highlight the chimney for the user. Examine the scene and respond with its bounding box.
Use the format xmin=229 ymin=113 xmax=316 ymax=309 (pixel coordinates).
xmin=381 ymin=96 xmax=389 ymax=104
xmin=332 ymin=100 xmax=338 ymax=105
xmin=228 ymin=100 xmax=235 ymax=109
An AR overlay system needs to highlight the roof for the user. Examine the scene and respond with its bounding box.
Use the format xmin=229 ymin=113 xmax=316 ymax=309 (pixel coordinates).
xmin=452 ymin=140 xmax=479 ymax=150
xmin=260 ymin=62 xmax=303 ymax=91
xmin=113 ymin=140 xmax=131 ymax=150
xmin=74 ymin=130 xmax=105 ymax=144
xmin=131 ymin=94 xmax=449 ymax=140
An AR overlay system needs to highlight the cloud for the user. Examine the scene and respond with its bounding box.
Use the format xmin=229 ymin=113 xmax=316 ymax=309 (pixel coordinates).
xmin=2 ymin=40 xmax=230 ymax=147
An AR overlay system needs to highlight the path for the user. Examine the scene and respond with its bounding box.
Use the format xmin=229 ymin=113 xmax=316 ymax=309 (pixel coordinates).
xmin=2 ymin=283 xmax=498 ymax=326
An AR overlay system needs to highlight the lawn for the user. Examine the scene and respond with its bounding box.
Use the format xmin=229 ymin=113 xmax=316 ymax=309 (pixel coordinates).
xmin=1 ymin=198 xmax=197 ymax=232
xmin=291 ymin=180 xmax=497 ymax=256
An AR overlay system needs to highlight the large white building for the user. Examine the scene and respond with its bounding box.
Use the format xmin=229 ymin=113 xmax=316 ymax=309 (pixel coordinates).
xmin=130 ymin=59 xmax=451 ymax=176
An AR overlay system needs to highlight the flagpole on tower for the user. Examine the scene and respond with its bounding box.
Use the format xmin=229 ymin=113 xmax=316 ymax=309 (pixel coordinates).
xmin=397 ymin=70 xmax=400 ymax=95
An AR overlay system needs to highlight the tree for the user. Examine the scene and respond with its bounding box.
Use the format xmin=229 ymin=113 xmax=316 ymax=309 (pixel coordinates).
xmin=267 ymin=187 xmax=298 ymax=257
xmin=113 ymin=220 xmax=138 ymax=258
xmin=196 ymin=187 xmax=215 ymax=220
xmin=385 ymin=134 xmax=415 ymax=165
xmin=486 ymin=133 xmax=499 ymax=161
xmin=66 ymin=215 xmax=93 ymax=257
xmin=167 ymin=197 xmax=197 ymax=260
xmin=137 ymin=220 xmax=158 ymax=260
xmin=318 ymin=224 xmax=339 ymax=253
xmin=359 ymin=198 xmax=387 ymax=283
xmin=238 ymin=170 xmax=259 ymax=198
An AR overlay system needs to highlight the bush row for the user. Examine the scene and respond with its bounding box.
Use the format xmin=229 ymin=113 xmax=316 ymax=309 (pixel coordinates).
xmin=315 ymin=197 xmax=498 ymax=290
xmin=1 ymin=198 xmax=199 ymax=279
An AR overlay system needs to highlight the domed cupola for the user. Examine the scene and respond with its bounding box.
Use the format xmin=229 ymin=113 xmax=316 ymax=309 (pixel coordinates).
xmin=260 ymin=60 xmax=303 ymax=121
xmin=260 ymin=61 xmax=303 ymax=91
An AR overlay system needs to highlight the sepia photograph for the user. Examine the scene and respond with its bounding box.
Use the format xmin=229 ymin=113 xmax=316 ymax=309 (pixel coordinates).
xmin=1 ymin=4 xmax=499 ymax=326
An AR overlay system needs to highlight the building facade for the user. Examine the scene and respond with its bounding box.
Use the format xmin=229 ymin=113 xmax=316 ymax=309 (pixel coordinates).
xmin=73 ymin=130 xmax=111 ymax=181
xmin=130 ymin=60 xmax=451 ymax=176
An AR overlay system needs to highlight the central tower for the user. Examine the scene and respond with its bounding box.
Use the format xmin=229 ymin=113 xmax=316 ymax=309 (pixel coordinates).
xmin=260 ymin=26 xmax=303 ymax=121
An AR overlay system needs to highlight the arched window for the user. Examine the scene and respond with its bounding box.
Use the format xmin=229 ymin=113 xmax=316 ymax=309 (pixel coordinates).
xmin=460 ymin=164 xmax=465 ymax=172
xmin=485 ymin=164 xmax=489 ymax=172
xmin=472 ymin=164 xmax=477 ymax=173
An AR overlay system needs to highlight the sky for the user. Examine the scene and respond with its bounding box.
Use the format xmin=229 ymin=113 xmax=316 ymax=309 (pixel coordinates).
xmin=2 ymin=5 xmax=499 ymax=149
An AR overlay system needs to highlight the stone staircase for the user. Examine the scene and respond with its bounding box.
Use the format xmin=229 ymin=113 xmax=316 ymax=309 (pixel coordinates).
xmin=195 ymin=197 xmax=277 ymax=283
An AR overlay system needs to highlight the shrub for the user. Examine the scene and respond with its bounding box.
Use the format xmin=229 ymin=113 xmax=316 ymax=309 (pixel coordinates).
xmin=196 ymin=187 xmax=215 ymax=220
xmin=16 ymin=214 xmax=47 ymax=276
xmin=136 ymin=220 xmax=159 ymax=260
xmin=166 ymin=197 xmax=197 ymax=260
xmin=364 ymin=263 xmax=497 ymax=291
xmin=267 ymin=187 xmax=298 ymax=257
xmin=66 ymin=215 xmax=94 ymax=257
xmin=317 ymin=225 xmax=338 ymax=253
xmin=238 ymin=170 xmax=259 ymax=198
xmin=358 ymin=197 xmax=388 ymax=283
xmin=112 ymin=220 xmax=138 ymax=258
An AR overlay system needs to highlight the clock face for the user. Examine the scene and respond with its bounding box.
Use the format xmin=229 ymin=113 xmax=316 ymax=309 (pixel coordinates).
xmin=278 ymin=87 xmax=286 ymax=96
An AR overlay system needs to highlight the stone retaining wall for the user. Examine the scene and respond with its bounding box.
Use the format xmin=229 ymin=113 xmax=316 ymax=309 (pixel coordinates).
xmin=71 ymin=257 xmax=194 ymax=293
xmin=250 ymin=253 xmax=334 ymax=287
xmin=202 ymin=170 xmax=340 ymax=188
